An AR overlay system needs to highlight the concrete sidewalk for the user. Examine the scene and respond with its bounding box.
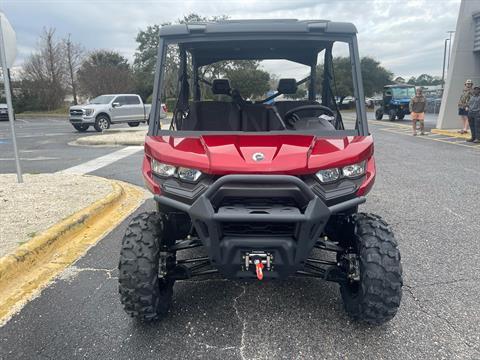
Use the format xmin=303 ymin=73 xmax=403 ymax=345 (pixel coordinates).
xmin=0 ymin=173 xmax=147 ymax=324
xmin=0 ymin=173 xmax=112 ymax=257
xmin=75 ymin=129 xmax=147 ymax=146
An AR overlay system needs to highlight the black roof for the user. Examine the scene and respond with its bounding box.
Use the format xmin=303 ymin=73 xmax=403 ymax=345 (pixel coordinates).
xmin=159 ymin=19 xmax=357 ymax=38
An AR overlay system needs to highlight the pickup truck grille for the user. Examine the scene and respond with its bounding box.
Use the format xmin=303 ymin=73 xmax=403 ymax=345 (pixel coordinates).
xmin=70 ymin=109 xmax=83 ymax=116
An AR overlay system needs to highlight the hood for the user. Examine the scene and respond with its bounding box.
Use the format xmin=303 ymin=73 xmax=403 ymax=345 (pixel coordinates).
xmin=0 ymin=103 xmax=7 ymax=109
xmin=69 ymin=104 xmax=105 ymax=111
xmin=391 ymin=97 xmax=411 ymax=104
xmin=145 ymin=134 xmax=373 ymax=175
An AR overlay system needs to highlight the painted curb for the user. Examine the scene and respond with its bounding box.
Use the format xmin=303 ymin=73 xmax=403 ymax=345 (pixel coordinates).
xmin=0 ymin=182 xmax=122 ymax=283
xmin=430 ymin=128 xmax=471 ymax=139
xmin=0 ymin=179 xmax=146 ymax=323
xmin=76 ymin=137 xmax=145 ymax=146
xmin=75 ymin=133 xmax=146 ymax=147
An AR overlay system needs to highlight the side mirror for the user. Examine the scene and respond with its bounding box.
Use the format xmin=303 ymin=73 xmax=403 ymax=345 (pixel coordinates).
xmin=112 ymin=102 xmax=120 ymax=107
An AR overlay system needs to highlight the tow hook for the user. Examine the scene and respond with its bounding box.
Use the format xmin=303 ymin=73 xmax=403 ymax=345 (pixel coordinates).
xmin=255 ymin=260 xmax=264 ymax=280
xmin=243 ymin=252 xmax=273 ymax=280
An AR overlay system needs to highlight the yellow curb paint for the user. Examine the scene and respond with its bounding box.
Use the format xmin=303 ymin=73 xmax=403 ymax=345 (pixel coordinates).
xmin=0 ymin=180 xmax=146 ymax=324
xmin=430 ymin=128 xmax=470 ymax=139
xmin=370 ymin=120 xmax=411 ymax=129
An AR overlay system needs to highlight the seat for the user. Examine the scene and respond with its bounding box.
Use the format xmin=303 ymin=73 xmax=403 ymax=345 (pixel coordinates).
xmin=240 ymin=104 xmax=286 ymax=131
xmin=184 ymin=101 xmax=241 ymax=131
xmin=181 ymin=79 xmax=241 ymax=131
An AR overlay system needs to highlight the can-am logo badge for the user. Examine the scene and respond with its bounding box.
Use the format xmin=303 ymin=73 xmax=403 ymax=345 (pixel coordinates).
xmin=252 ymin=152 xmax=265 ymax=162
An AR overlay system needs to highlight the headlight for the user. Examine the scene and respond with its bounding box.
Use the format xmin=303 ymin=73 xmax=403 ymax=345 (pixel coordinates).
xmin=315 ymin=161 xmax=366 ymax=183
xmin=177 ymin=167 xmax=202 ymax=182
xmin=315 ymin=168 xmax=340 ymax=183
xmin=342 ymin=161 xmax=366 ymax=178
xmin=84 ymin=109 xmax=94 ymax=116
xmin=151 ymin=159 xmax=176 ymax=177
xmin=150 ymin=159 xmax=202 ymax=182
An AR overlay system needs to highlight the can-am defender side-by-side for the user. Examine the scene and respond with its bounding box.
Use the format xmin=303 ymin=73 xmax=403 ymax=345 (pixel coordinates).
xmin=118 ymin=20 xmax=403 ymax=325
xmin=375 ymin=84 xmax=416 ymax=121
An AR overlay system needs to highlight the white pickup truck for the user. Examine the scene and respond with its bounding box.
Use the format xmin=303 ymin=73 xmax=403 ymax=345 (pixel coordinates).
xmin=69 ymin=94 xmax=166 ymax=132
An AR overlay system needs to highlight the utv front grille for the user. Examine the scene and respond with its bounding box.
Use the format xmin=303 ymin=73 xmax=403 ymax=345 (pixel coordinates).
xmin=219 ymin=196 xmax=298 ymax=209
xmin=222 ymin=221 xmax=295 ymax=237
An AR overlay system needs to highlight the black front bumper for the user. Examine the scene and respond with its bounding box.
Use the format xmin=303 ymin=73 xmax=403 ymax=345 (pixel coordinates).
xmin=155 ymin=175 xmax=365 ymax=279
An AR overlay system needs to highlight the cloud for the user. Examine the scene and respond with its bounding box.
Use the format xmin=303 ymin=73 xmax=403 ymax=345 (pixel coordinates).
xmin=1 ymin=0 xmax=461 ymax=78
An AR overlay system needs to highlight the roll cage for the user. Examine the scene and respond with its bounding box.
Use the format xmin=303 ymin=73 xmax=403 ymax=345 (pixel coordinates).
xmin=149 ymin=20 xmax=369 ymax=137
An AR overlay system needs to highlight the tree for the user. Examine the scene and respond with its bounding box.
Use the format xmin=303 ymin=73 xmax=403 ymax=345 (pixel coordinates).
xmin=288 ymin=85 xmax=307 ymax=100
xmin=315 ymin=56 xmax=392 ymax=101
xmin=133 ymin=13 xmax=258 ymax=101
xmin=226 ymin=67 xmax=270 ymax=99
xmin=78 ymin=50 xmax=134 ymax=97
xmin=361 ymin=57 xmax=393 ymax=96
xmin=407 ymin=76 xmax=416 ymax=85
xmin=133 ymin=24 xmax=161 ymax=100
xmin=20 ymin=28 xmax=67 ymax=110
xmin=407 ymin=74 xmax=442 ymax=86
xmin=63 ymin=34 xmax=84 ymax=104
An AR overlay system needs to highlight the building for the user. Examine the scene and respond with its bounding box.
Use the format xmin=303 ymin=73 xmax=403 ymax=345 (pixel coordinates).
xmin=437 ymin=0 xmax=480 ymax=129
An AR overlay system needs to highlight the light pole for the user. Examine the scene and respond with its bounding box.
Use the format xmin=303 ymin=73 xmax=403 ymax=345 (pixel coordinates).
xmin=441 ymin=38 xmax=449 ymax=86
xmin=447 ymin=30 xmax=455 ymax=69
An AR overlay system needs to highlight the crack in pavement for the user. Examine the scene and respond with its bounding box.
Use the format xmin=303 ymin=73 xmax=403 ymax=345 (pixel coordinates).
xmin=412 ymin=277 xmax=480 ymax=288
xmin=233 ymin=283 xmax=247 ymax=360
xmin=58 ymin=265 xmax=118 ymax=283
xmin=403 ymin=284 xmax=479 ymax=353
xmin=181 ymin=279 xmax=247 ymax=357
xmin=192 ymin=339 xmax=237 ymax=352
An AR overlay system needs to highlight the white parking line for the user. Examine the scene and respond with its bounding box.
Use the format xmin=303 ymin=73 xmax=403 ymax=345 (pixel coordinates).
xmin=0 ymin=156 xmax=60 ymax=161
xmin=58 ymin=146 xmax=143 ymax=175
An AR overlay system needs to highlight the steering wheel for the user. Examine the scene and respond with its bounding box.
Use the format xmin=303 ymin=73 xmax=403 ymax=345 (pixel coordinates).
xmin=284 ymin=105 xmax=335 ymax=128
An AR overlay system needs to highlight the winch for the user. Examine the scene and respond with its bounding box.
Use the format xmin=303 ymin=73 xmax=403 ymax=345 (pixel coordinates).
xmin=242 ymin=251 xmax=273 ymax=280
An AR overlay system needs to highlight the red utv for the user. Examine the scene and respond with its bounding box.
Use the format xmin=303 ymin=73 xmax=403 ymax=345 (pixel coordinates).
xmin=118 ymin=19 xmax=403 ymax=324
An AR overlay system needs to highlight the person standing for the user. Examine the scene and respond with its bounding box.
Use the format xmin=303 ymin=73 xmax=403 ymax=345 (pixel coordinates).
xmin=466 ymin=86 xmax=480 ymax=143
xmin=409 ymin=87 xmax=427 ymax=136
xmin=458 ymin=79 xmax=473 ymax=134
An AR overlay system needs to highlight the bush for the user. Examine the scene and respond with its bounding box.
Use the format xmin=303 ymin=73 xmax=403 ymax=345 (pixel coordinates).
xmin=165 ymin=98 xmax=177 ymax=112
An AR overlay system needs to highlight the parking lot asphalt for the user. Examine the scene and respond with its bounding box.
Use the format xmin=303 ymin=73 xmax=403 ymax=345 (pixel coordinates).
xmin=0 ymin=117 xmax=479 ymax=359
xmin=0 ymin=118 xmax=144 ymax=174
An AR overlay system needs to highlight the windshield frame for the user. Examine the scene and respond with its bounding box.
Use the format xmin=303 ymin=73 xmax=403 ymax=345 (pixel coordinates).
xmin=89 ymin=95 xmax=115 ymax=105
xmin=391 ymin=87 xmax=416 ymax=99
xmin=149 ymin=32 xmax=368 ymax=137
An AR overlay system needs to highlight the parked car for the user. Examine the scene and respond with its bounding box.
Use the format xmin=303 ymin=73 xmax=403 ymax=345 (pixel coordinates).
xmin=0 ymin=103 xmax=9 ymax=121
xmin=69 ymin=94 xmax=166 ymax=132
xmin=335 ymin=96 xmax=355 ymax=109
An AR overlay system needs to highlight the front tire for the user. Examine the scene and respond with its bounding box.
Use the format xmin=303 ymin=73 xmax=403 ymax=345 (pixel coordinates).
xmin=94 ymin=115 xmax=110 ymax=132
xmin=118 ymin=212 xmax=174 ymax=321
xmin=340 ymin=213 xmax=403 ymax=325
xmin=388 ymin=109 xmax=396 ymax=121
xmin=128 ymin=122 xmax=140 ymax=127
xmin=375 ymin=108 xmax=383 ymax=120
xmin=72 ymin=124 xmax=89 ymax=132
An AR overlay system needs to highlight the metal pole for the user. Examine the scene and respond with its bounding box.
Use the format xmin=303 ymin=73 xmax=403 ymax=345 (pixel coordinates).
xmin=447 ymin=31 xmax=455 ymax=70
xmin=441 ymin=38 xmax=448 ymax=85
xmin=0 ymin=17 xmax=22 ymax=182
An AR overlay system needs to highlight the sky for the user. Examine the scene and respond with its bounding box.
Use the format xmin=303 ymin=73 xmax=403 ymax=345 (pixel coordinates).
xmin=0 ymin=0 xmax=461 ymax=80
